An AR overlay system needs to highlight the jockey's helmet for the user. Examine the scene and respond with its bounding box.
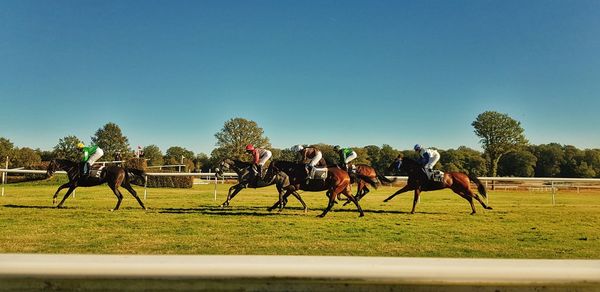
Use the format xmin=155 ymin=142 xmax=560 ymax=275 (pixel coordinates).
xmin=77 ymin=142 xmax=85 ymax=149
xmin=291 ymin=145 xmax=304 ymax=152
xmin=245 ymin=144 xmax=255 ymax=151
xmin=333 ymin=145 xmax=340 ymax=151
xmin=414 ymin=144 xmax=422 ymax=151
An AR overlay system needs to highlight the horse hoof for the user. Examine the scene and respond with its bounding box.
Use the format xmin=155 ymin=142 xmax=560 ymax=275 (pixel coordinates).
xmin=359 ymin=213 xmax=365 ymax=217
xmin=486 ymin=206 xmax=493 ymax=210
xmin=110 ymin=209 xmax=115 ymax=212
xmin=317 ymin=214 xmax=325 ymax=218
xmin=470 ymin=212 xmax=476 ymax=215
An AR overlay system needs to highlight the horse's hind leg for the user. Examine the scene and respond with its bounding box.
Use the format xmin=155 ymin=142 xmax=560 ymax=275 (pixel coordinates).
xmin=53 ymin=182 xmax=71 ymax=205
xmin=56 ymin=185 xmax=77 ymax=208
xmin=342 ymin=188 xmax=364 ymax=217
xmin=410 ymin=189 xmax=421 ymax=214
xmin=289 ymin=190 xmax=308 ymax=213
xmin=318 ymin=189 xmax=337 ymax=218
xmin=384 ymin=185 xmax=413 ymax=202
xmin=109 ymin=185 xmax=124 ymax=211
xmin=122 ymin=180 xmax=147 ymax=210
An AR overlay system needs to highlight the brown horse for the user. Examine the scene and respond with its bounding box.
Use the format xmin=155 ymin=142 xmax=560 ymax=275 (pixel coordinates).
xmin=46 ymin=159 xmax=147 ymax=211
xmin=383 ymin=157 xmax=492 ymax=214
xmin=265 ymin=160 xmax=364 ymax=217
xmin=342 ymin=164 xmax=395 ymax=206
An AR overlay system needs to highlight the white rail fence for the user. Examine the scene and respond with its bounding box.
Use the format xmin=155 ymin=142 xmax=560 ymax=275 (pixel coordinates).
xmin=2 ymin=168 xmax=600 ymax=204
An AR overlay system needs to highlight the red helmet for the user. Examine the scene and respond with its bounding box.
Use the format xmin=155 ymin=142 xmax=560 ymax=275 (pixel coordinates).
xmin=245 ymin=144 xmax=255 ymax=151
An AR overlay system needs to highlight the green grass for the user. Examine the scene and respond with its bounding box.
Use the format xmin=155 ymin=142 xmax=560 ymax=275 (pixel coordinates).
xmin=0 ymin=180 xmax=598 ymax=258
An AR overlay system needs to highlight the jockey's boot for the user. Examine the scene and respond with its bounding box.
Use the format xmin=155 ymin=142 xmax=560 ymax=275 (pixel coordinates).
xmin=82 ymin=163 xmax=90 ymax=178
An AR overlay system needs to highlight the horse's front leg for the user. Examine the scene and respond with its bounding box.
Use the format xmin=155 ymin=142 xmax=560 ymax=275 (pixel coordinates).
xmin=267 ymin=188 xmax=287 ymax=212
xmin=410 ymin=188 xmax=421 ymax=214
xmin=56 ymin=185 xmax=77 ymax=208
xmin=221 ymin=184 xmax=243 ymax=207
xmin=383 ymin=184 xmax=413 ymax=202
xmin=52 ymin=182 xmax=71 ymax=205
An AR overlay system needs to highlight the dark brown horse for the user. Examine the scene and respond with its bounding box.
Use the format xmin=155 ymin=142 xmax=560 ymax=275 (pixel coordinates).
xmin=217 ymin=158 xmax=306 ymax=208
xmin=265 ymin=160 xmax=364 ymax=217
xmin=46 ymin=159 xmax=147 ymax=211
xmin=383 ymin=157 xmax=492 ymax=214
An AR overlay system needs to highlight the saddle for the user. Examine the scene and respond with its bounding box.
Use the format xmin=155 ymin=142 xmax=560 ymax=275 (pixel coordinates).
xmin=431 ymin=170 xmax=444 ymax=182
xmin=308 ymin=167 xmax=328 ymax=180
xmin=80 ymin=162 xmax=105 ymax=178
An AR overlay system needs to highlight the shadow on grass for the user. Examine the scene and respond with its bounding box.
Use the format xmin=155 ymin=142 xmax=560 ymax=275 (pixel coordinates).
xmin=158 ymin=205 xmax=299 ymax=217
xmin=3 ymin=204 xmax=62 ymax=209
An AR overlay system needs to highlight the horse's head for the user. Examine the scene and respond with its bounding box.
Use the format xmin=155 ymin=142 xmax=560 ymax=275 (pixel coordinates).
xmin=388 ymin=156 xmax=405 ymax=173
xmin=46 ymin=160 xmax=59 ymax=177
xmin=219 ymin=159 xmax=234 ymax=171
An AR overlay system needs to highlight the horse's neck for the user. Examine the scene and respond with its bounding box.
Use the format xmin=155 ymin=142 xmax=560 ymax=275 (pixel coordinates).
xmin=231 ymin=160 xmax=251 ymax=173
xmin=56 ymin=160 xmax=80 ymax=180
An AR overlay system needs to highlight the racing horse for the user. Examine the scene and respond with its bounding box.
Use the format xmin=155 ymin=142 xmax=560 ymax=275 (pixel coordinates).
xmin=46 ymin=159 xmax=147 ymax=211
xmin=217 ymin=158 xmax=304 ymax=208
xmin=383 ymin=157 xmax=492 ymax=214
xmin=265 ymin=160 xmax=364 ymax=217
xmin=342 ymin=164 xmax=395 ymax=206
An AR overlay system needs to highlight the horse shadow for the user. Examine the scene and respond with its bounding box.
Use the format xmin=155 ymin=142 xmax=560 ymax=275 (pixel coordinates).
xmin=158 ymin=205 xmax=299 ymax=217
xmin=3 ymin=204 xmax=63 ymax=209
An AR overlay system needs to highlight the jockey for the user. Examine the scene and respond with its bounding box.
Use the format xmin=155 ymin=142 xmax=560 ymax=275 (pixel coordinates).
xmin=414 ymin=144 xmax=440 ymax=180
xmin=333 ymin=145 xmax=357 ymax=171
xmin=291 ymin=144 xmax=326 ymax=172
xmin=245 ymin=144 xmax=272 ymax=178
xmin=77 ymin=142 xmax=104 ymax=177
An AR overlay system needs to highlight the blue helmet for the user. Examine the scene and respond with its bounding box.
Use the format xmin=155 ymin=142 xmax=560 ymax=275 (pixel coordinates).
xmin=414 ymin=144 xmax=422 ymax=151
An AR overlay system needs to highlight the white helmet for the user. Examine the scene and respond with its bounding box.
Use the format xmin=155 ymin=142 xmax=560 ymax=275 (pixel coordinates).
xmin=291 ymin=144 xmax=304 ymax=152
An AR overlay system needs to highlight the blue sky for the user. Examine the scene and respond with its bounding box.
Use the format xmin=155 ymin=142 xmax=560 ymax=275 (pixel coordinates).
xmin=1 ymin=0 xmax=599 ymax=154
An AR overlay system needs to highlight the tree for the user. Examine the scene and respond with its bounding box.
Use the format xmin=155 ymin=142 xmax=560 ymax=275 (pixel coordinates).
xmin=0 ymin=137 xmax=14 ymax=165
xmin=498 ymin=150 xmax=537 ymax=177
xmin=91 ymin=122 xmax=131 ymax=161
xmin=531 ymin=143 xmax=564 ymax=177
xmin=52 ymin=135 xmax=83 ymax=161
xmin=211 ymin=118 xmax=271 ymax=162
xmin=11 ymin=147 xmax=42 ymax=168
xmin=164 ymin=146 xmax=195 ymax=171
xmin=440 ymin=146 xmax=487 ymax=176
xmin=193 ymin=153 xmax=211 ymax=172
xmin=143 ymin=145 xmax=164 ymax=166
xmin=364 ymin=144 xmax=400 ymax=174
xmin=472 ymin=111 xmax=528 ymax=176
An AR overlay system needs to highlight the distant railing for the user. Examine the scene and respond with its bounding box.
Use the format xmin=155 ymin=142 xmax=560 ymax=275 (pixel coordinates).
xmin=2 ymin=168 xmax=600 ymax=204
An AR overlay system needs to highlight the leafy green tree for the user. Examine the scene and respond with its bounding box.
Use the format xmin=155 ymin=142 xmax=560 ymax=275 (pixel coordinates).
xmin=472 ymin=111 xmax=528 ymax=176
xmin=193 ymin=153 xmax=212 ymax=172
xmin=0 ymin=137 xmax=14 ymax=165
xmin=91 ymin=122 xmax=131 ymax=161
xmin=143 ymin=145 xmax=164 ymax=166
xmin=364 ymin=144 xmax=400 ymax=174
xmin=164 ymin=146 xmax=195 ymax=170
xmin=271 ymin=147 xmax=297 ymax=161
xmin=560 ymin=145 xmax=582 ymax=178
xmin=531 ymin=143 xmax=564 ymax=177
xmin=583 ymin=149 xmax=600 ymax=178
xmin=52 ymin=135 xmax=83 ymax=161
xmin=11 ymin=147 xmax=42 ymax=168
xmin=440 ymin=146 xmax=487 ymax=176
xmin=498 ymin=150 xmax=537 ymax=177
xmin=211 ymin=118 xmax=271 ymax=162
xmin=37 ymin=149 xmax=55 ymax=161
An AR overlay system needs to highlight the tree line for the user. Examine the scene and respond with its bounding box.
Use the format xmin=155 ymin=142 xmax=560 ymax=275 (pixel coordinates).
xmin=1 ymin=113 xmax=599 ymax=178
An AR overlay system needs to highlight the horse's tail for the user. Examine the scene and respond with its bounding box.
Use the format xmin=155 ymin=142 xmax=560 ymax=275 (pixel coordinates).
xmin=468 ymin=174 xmax=487 ymax=198
xmin=126 ymin=168 xmax=147 ymax=186
xmin=357 ymin=174 xmax=379 ymax=189
xmin=376 ymin=171 xmax=396 ymax=185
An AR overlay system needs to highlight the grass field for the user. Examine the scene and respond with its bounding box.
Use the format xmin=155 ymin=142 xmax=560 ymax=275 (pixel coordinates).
xmin=0 ymin=179 xmax=598 ymax=258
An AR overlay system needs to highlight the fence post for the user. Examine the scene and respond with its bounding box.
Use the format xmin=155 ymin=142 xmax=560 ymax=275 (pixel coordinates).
xmin=551 ymin=181 xmax=556 ymax=205
xmin=2 ymin=157 xmax=8 ymax=196
xmin=144 ymin=175 xmax=148 ymax=200
xmin=214 ymin=174 xmax=217 ymax=201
